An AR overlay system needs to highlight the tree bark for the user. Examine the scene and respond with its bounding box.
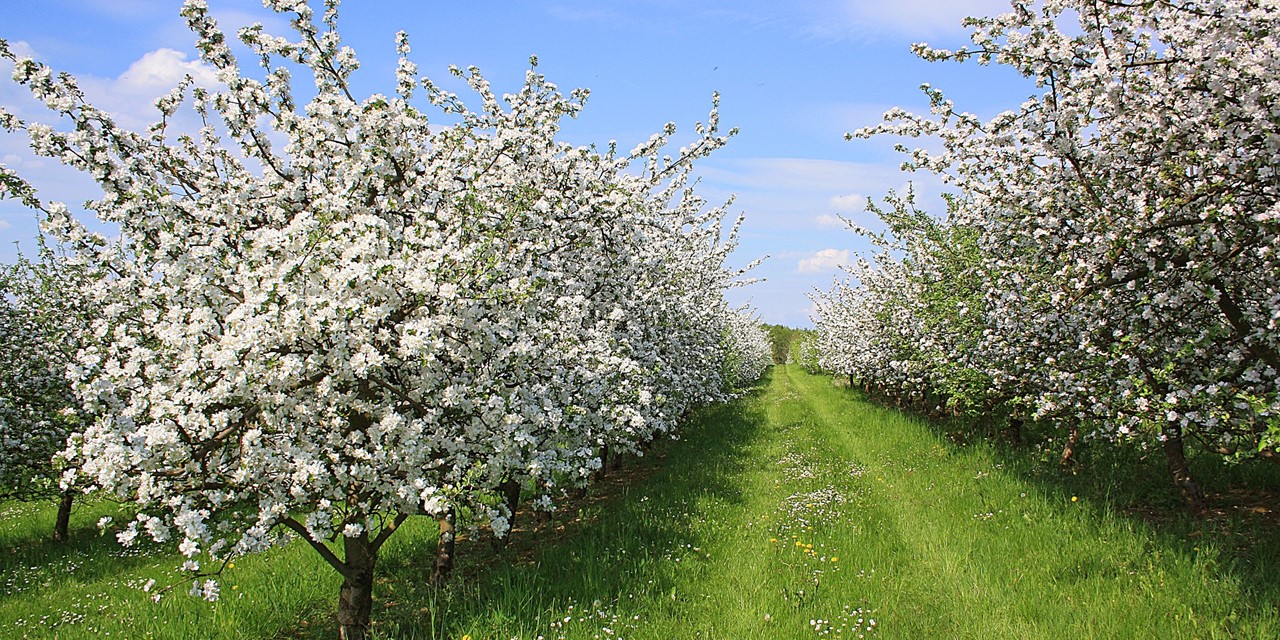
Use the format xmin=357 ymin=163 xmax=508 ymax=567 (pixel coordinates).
xmin=430 ymin=508 xmax=456 ymax=587
xmin=1059 ymin=425 xmax=1079 ymax=467
xmin=501 ymin=479 xmax=521 ymax=524
xmin=337 ymin=533 xmax=376 ymax=640
xmin=53 ymin=489 xmax=74 ymax=543
xmin=1162 ymin=423 xmax=1206 ymax=515
xmin=495 ymin=479 xmax=521 ymax=547
xmin=594 ymin=444 xmax=610 ymax=483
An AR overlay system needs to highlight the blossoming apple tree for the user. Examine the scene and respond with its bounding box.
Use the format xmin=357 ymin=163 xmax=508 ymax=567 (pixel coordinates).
xmin=0 ymin=0 xmax=764 ymax=636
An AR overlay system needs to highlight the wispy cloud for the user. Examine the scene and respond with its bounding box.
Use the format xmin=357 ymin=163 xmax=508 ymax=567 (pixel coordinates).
xmin=798 ymin=248 xmax=849 ymax=273
xmin=819 ymin=0 xmax=1014 ymax=39
xmin=700 ymin=157 xmax=900 ymax=192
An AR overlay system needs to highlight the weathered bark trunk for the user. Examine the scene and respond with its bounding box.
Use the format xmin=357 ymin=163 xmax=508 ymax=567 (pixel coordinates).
xmin=1162 ymin=423 xmax=1206 ymax=515
xmin=595 ymin=444 xmax=610 ymax=482
xmin=53 ymin=489 xmax=74 ymax=543
xmin=495 ymin=479 xmax=521 ymax=547
xmin=1059 ymin=425 xmax=1079 ymax=467
xmin=430 ymin=508 xmax=456 ymax=587
xmin=337 ymin=533 xmax=376 ymax=640
xmin=501 ymin=479 xmax=521 ymax=524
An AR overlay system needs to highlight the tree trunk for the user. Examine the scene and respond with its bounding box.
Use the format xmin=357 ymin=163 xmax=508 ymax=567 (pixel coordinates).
xmin=1059 ymin=425 xmax=1079 ymax=467
xmin=594 ymin=444 xmax=610 ymax=483
xmin=337 ymin=533 xmax=376 ymax=640
xmin=430 ymin=508 xmax=456 ymax=587
xmin=53 ymin=489 xmax=74 ymax=543
xmin=495 ymin=479 xmax=521 ymax=547
xmin=1004 ymin=416 xmax=1024 ymax=446
xmin=1162 ymin=423 xmax=1206 ymax=514
xmin=501 ymin=479 xmax=521 ymax=524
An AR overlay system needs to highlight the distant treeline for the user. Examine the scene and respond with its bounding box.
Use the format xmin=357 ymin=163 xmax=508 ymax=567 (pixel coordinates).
xmin=761 ymin=324 xmax=815 ymax=366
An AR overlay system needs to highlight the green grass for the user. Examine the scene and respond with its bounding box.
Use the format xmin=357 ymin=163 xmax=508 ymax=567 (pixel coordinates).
xmin=3 ymin=365 xmax=1277 ymax=638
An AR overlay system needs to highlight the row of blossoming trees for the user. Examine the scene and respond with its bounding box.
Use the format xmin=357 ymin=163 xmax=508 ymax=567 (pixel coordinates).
xmin=0 ymin=1 xmax=771 ymax=637
xmin=813 ymin=0 xmax=1280 ymax=512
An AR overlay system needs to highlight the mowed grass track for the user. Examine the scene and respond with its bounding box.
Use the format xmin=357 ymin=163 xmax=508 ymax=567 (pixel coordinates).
xmin=2 ymin=365 xmax=1276 ymax=638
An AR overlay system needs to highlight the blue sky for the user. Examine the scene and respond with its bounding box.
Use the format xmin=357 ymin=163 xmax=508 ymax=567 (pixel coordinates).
xmin=1 ymin=0 xmax=1034 ymax=327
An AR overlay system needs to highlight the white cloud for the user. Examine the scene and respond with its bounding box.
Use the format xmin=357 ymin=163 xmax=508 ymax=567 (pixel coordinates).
xmin=7 ymin=40 xmax=39 ymax=61
xmin=798 ymin=248 xmax=849 ymax=273
xmin=828 ymin=193 xmax=866 ymax=212
xmin=114 ymin=48 xmax=220 ymax=93
xmin=815 ymin=213 xmax=846 ymax=227
xmin=0 ymin=219 xmax=12 ymax=231
xmin=51 ymin=48 xmax=225 ymax=132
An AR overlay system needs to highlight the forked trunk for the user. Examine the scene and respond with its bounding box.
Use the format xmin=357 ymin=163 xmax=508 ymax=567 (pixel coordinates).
xmin=430 ymin=508 xmax=456 ymax=586
xmin=53 ymin=489 xmax=74 ymax=543
xmin=1162 ymin=423 xmax=1206 ymax=515
xmin=337 ymin=533 xmax=376 ymax=640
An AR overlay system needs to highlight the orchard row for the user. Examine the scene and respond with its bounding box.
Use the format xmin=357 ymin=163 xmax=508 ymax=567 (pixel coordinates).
xmin=0 ymin=1 xmax=771 ymax=637
xmin=809 ymin=0 xmax=1280 ymax=510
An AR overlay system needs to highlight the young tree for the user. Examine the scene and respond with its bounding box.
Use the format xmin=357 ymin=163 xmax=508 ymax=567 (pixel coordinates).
xmin=0 ymin=237 xmax=97 ymax=542
xmin=1 ymin=1 xmax=752 ymax=637
xmin=723 ymin=310 xmax=774 ymax=387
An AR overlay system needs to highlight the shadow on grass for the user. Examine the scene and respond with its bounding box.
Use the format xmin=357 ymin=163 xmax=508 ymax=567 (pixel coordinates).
xmin=0 ymin=498 xmax=164 ymax=604
xmin=355 ymin=376 xmax=773 ymax=639
xmin=846 ymin=383 xmax=1280 ymax=624
xmin=997 ymin=435 xmax=1280 ymax=609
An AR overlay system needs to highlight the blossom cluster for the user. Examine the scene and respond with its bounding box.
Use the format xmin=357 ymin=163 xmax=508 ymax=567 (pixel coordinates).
xmin=815 ymin=1 xmax=1280 ymax=467
xmin=0 ymin=0 xmax=766 ymax=622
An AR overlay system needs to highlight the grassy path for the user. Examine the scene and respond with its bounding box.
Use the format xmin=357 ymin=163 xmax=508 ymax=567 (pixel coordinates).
xmin=2 ymin=366 xmax=1277 ymax=638
xmin=764 ymin=366 xmax=1275 ymax=639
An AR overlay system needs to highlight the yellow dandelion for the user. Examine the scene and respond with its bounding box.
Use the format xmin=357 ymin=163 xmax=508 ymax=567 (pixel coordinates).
xmin=1071 ymin=496 xmax=1079 ymax=502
